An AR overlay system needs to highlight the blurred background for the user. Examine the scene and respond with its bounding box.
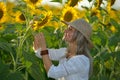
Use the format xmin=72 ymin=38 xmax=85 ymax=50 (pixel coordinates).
xmin=0 ymin=0 xmax=120 ymax=80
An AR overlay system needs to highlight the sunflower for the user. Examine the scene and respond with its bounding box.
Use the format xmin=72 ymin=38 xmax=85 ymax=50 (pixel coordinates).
xmin=48 ymin=21 xmax=59 ymax=30
xmin=77 ymin=9 xmax=86 ymax=19
xmin=109 ymin=10 xmax=120 ymax=23
xmin=6 ymin=1 xmax=15 ymax=12
xmin=6 ymin=1 xmax=15 ymax=23
xmin=67 ymin=0 xmax=81 ymax=7
xmin=110 ymin=26 xmax=117 ymax=33
xmin=0 ymin=2 xmax=7 ymax=23
xmin=33 ymin=11 xmax=52 ymax=30
xmin=42 ymin=4 xmax=62 ymax=16
xmin=106 ymin=1 xmax=112 ymax=13
xmin=110 ymin=0 xmax=116 ymax=6
xmin=24 ymin=0 xmax=42 ymax=9
xmin=91 ymin=7 xmax=101 ymax=19
xmin=30 ymin=8 xmax=42 ymax=16
xmin=15 ymin=11 xmax=26 ymax=23
xmin=61 ymin=6 xmax=78 ymax=22
xmin=96 ymin=0 xmax=103 ymax=8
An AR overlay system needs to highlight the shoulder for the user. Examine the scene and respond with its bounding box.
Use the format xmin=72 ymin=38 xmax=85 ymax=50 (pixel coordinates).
xmin=76 ymin=55 xmax=89 ymax=61
xmin=65 ymin=55 xmax=90 ymax=72
xmin=70 ymin=55 xmax=89 ymax=61
xmin=68 ymin=55 xmax=90 ymax=65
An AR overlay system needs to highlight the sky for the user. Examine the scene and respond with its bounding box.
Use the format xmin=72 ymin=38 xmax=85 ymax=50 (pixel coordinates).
xmin=1 ymin=0 xmax=120 ymax=10
xmin=42 ymin=0 xmax=120 ymax=10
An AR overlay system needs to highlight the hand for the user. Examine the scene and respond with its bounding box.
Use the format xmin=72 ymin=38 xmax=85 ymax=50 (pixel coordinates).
xmin=33 ymin=32 xmax=47 ymax=50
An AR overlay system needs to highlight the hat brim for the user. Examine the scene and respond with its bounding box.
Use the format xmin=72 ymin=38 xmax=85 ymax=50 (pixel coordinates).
xmin=61 ymin=20 xmax=70 ymax=25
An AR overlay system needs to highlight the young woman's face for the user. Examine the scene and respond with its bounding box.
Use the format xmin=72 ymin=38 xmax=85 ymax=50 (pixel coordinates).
xmin=63 ymin=25 xmax=76 ymax=42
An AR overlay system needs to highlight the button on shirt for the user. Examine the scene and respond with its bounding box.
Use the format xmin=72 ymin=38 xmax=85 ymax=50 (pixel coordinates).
xmin=35 ymin=48 xmax=90 ymax=80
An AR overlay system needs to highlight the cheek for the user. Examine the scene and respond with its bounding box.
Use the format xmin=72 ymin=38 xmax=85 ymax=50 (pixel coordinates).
xmin=63 ymin=30 xmax=74 ymax=41
xmin=66 ymin=33 xmax=74 ymax=41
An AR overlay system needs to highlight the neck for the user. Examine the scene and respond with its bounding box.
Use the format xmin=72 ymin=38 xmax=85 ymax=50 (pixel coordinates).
xmin=66 ymin=42 xmax=77 ymax=58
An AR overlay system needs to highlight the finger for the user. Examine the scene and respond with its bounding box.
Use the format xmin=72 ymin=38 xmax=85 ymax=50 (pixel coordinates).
xmin=36 ymin=33 xmax=42 ymax=45
xmin=35 ymin=36 xmax=40 ymax=47
xmin=40 ymin=32 xmax=45 ymax=41
xmin=33 ymin=38 xmax=39 ymax=50
xmin=39 ymin=33 xmax=46 ymax=49
xmin=33 ymin=40 xmax=37 ymax=50
xmin=34 ymin=35 xmax=40 ymax=49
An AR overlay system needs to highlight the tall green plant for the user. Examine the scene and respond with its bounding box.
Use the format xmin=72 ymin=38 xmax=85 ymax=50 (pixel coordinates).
xmin=0 ymin=0 xmax=120 ymax=80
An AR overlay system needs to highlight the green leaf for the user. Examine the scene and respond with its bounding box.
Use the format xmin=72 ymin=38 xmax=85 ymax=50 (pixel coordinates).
xmin=109 ymin=32 xmax=120 ymax=48
xmin=23 ymin=49 xmax=48 ymax=80
xmin=25 ymin=61 xmax=32 ymax=69
xmin=3 ymin=34 xmax=17 ymax=42
xmin=0 ymin=41 xmax=13 ymax=53
xmin=3 ymin=24 xmax=16 ymax=33
xmin=22 ymin=51 xmax=37 ymax=62
xmin=88 ymin=0 xmax=93 ymax=2
xmin=7 ymin=71 xmax=24 ymax=80
xmin=89 ymin=16 xmax=98 ymax=23
xmin=110 ymin=18 xmax=120 ymax=31
xmin=0 ymin=61 xmax=9 ymax=80
xmin=28 ymin=63 xmax=47 ymax=80
xmin=50 ymin=0 xmax=62 ymax=3
xmin=92 ymin=30 xmax=108 ymax=47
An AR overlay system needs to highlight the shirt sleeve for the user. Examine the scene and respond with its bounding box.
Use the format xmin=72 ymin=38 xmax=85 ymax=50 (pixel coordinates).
xmin=47 ymin=55 xmax=90 ymax=79
xmin=35 ymin=48 xmax=67 ymax=60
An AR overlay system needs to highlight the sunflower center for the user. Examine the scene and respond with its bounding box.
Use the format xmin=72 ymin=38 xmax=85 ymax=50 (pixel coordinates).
xmin=30 ymin=0 xmax=38 ymax=4
xmin=38 ymin=16 xmax=48 ymax=26
xmin=69 ymin=0 xmax=79 ymax=7
xmin=0 ymin=9 xmax=3 ymax=19
xmin=19 ymin=14 xmax=25 ymax=21
xmin=64 ymin=11 xmax=73 ymax=22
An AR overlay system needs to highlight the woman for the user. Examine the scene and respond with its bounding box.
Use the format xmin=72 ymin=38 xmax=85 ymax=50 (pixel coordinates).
xmin=33 ymin=19 xmax=93 ymax=80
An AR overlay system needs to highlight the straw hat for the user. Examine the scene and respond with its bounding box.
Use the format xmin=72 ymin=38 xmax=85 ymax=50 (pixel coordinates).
xmin=61 ymin=19 xmax=93 ymax=48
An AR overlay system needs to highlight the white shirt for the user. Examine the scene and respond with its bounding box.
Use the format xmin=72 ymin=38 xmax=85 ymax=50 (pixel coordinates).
xmin=35 ymin=48 xmax=90 ymax=80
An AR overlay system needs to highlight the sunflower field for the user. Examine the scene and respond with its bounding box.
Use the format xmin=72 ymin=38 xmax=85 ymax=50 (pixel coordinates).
xmin=0 ymin=0 xmax=120 ymax=80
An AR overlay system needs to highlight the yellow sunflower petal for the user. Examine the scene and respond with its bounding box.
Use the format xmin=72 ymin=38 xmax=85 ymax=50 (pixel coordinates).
xmin=0 ymin=2 xmax=7 ymax=23
xmin=91 ymin=7 xmax=101 ymax=19
xmin=110 ymin=26 xmax=117 ymax=33
xmin=68 ymin=0 xmax=79 ymax=7
xmin=32 ymin=11 xmax=52 ymax=31
xmin=61 ymin=6 xmax=78 ymax=22
xmin=24 ymin=0 xmax=42 ymax=9
xmin=107 ymin=1 xmax=111 ymax=13
xmin=15 ymin=11 xmax=26 ymax=23
xmin=6 ymin=1 xmax=16 ymax=23
xmin=96 ymin=0 xmax=103 ymax=8
xmin=48 ymin=21 xmax=59 ymax=30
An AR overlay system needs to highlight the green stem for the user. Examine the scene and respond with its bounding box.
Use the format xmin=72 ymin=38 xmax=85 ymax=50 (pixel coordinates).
xmin=10 ymin=52 xmax=16 ymax=72
xmin=25 ymin=70 xmax=28 ymax=80
xmin=15 ymin=25 xmax=32 ymax=71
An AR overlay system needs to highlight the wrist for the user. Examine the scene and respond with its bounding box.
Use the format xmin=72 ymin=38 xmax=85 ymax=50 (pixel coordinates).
xmin=41 ymin=50 xmax=48 ymax=56
xmin=41 ymin=47 xmax=47 ymax=51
